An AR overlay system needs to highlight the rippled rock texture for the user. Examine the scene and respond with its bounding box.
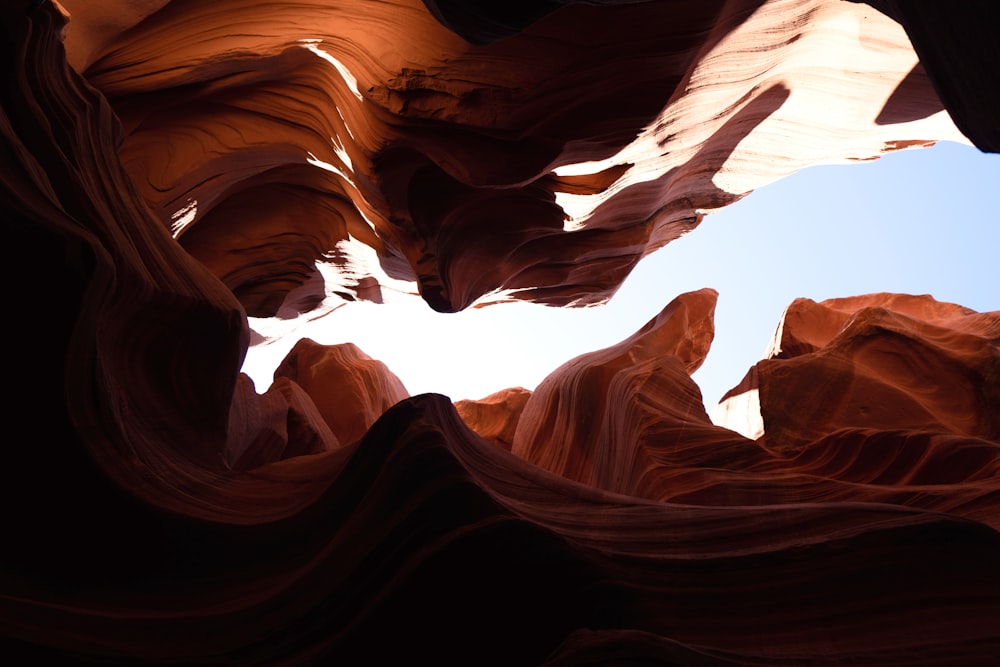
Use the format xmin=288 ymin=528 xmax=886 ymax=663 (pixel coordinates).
xmin=67 ymin=0 xmax=967 ymax=318
xmin=3 ymin=0 xmax=999 ymax=664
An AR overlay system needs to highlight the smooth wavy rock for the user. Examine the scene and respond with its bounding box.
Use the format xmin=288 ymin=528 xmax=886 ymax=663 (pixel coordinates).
xmin=272 ymin=338 xmax=410 ymax=446
xmin=225 ymin=373 xmax=338 ymax=470
xmin=510 ymin=288 xmax=757 ymax=498
xmin=454 ymin=387 xmax=532 ymax=451
xmin=71 ymin=0 xmax=964 ymax=317
xmin=5 ymin=2 xmax=1000 ymax=666
xmin=9 ymin=388 xmax=1000 ymax=664
xmin=716 ymin=293 xmax=1000 ymax=450
xmin=848 ymin=1 xmax=1000 ymax=152
xmin=224 ymin=336 xmax=410 ymax=470
xmin=501 ymin=290 xmax=1000 ymax=524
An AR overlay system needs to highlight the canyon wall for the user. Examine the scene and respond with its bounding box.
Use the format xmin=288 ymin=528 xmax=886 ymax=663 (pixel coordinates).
xmin=2 ymin=1 xmax=998 ymax=664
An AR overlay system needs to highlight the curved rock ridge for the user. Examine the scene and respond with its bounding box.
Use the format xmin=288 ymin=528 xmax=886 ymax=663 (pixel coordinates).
xmin=510 ymin=288 xmax=738 ymax=495
xmin=225 ymin=373 xmax=338 ymax=471
xmin=71 ymin=0 xmax=963 ymax=318
xmin=225 ymin=338 xmax=409 ymax=470
xmin=462 ymin=290 xmax=1000 ymax=526
xmin=716 ymin=293 xmax=1000 ymax=450
xmin=272 ymin=338 xmax=410 ymax=446
xmin=5 ymin=2 xmax=1000 ymax=665
xmin=454 ymin=386 xmax=532 ymax=451
xmin=8 ymin=390 xmax=1000 ymax=664
xmin=847 ymin=1 xmax=1000 ymax=153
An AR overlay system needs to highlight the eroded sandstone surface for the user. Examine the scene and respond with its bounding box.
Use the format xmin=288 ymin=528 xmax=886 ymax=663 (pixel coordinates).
xmin=3 ymin=1 xmax=999 ymax=664
xmin=68 ymin=0 xmax=965 ymax=319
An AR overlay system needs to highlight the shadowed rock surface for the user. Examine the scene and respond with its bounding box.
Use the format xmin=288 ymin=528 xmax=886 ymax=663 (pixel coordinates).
xmin=3 ymin=1 xmax=1000 ymax=665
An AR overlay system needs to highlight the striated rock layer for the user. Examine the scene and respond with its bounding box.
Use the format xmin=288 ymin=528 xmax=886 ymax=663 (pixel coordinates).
xmin=3 ymin=1 xmax=1000 ymax=665
xmin=481 ymin=291 xmax=1000 ymax=529
xmin=717 ymin=293 xmax=1000 ymax=449
xmin=455 ymin=387 xmax=532 ymax=451
xmin=70 ymin=0 xmax=967 ymax=319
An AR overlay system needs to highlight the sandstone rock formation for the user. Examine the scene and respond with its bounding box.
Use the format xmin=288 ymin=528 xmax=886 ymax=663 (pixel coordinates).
xmin=508 ymin=288 xmax=753 ymax=498
xmin=479 ymin=290 xmax=1000 ymax=529
xmin=717 ymin=293 xmax=1000 ymax=450
xmin=3 ymin=0 xmax=1000 ymax=665
xmin=68 ymin=0 xmax=964 ymax=319
xmin=454 ymin=386 xmax=532 ymax=451
xmin=273 ymin=338 xmax=410 ymax=445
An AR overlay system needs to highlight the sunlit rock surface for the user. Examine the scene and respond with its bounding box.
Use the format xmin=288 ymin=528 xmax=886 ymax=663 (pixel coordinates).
xmin=4 ymin=0 xmax=1000 ymax=664
xmin=273 ymin=338 xmax=410 ymax=446
xmin=498 ymin=290 xmax=1000 ymax=525
xmin=71 ymin=0 xmax=966 ymax=318
xmin=718 ymin=293 xmax=1000 ymax=450
xmin=455 ymin=387 xmax=532 ymax=451
xmin=509 ymin=288 xmax=751 ymax=498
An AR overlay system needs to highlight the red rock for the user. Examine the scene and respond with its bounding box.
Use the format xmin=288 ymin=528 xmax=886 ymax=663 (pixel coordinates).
xmin=225 ymin=373 xmax=338 ymax=470
xmin=718 ymin=294 xmax=1000 ymax=451
xmin=74 ymin=0 xmax=963 ymax=315
xmin=4 ymin=1 xmax=1000 ymax=665
xmin=454 ymin=387 xmax=532 ymax=451
xmin=510 ymin=289 xmax=762 ymax=498
xmin=273 ymin=338 xmax=409 ymax=446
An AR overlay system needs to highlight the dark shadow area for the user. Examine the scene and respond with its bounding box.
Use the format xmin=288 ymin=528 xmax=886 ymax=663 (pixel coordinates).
xmin=853 ymin=0 xmax=1000 ymax=151
xmin=875 ymin=61 xmax=944 ymax=125
xmin=421 ymin=0 xmax=563 ymax=44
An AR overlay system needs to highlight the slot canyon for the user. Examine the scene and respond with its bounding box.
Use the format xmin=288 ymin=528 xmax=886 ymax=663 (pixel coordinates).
xmin=2 ymin=0 xmax=999 ymax=664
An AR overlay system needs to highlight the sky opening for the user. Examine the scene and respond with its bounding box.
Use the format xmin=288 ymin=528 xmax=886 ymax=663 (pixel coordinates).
xmin=242 ymin=140 xmax=1000 ymax=410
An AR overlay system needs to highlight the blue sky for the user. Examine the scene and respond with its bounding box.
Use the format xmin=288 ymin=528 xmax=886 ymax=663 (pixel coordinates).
xmin=244 ymin=141 xmax=1000 ymax=409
